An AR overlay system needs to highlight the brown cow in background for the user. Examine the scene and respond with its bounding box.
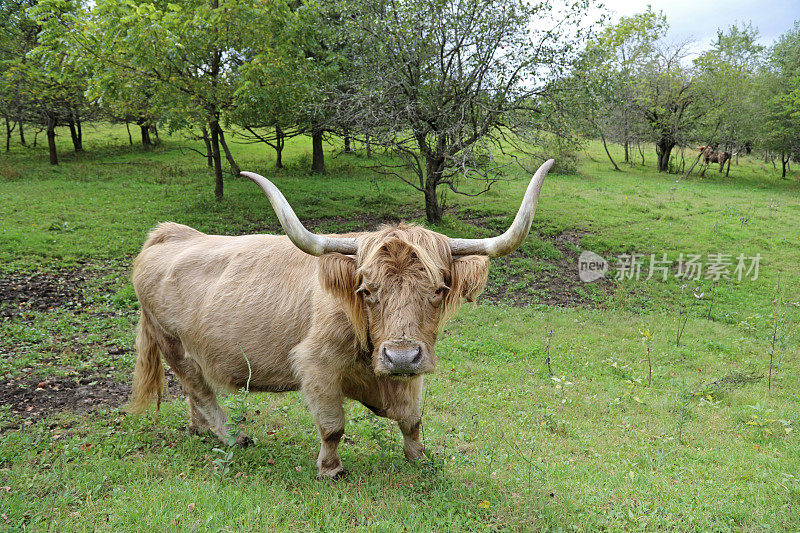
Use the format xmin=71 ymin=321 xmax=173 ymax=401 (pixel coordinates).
xmin=698 ymin=146 xmax=732 ymax=172
xmin=129 ymin=160 xmax=554 ymax=477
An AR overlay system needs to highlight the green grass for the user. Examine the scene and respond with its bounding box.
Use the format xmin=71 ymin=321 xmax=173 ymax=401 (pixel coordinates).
xmin=0 ymin=125 xmax=799 ymax=531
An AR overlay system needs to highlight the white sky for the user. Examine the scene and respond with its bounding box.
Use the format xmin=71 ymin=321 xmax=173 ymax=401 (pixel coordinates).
xmin=601 ymin=0 xmax=799 ymax=52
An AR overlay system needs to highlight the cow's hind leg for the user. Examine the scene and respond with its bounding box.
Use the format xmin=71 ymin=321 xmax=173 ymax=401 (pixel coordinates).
xmin=156 ymin=334 xmax=245 ymax=445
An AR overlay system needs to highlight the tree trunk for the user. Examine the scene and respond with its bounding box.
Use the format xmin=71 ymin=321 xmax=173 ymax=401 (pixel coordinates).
xmin=725 ymin=154 xmax=732 ymax=176
xmin=683 ymin=153 xmax=703 ymax=179
xmin=343 ymin=131 xmax=352 ymax=153
xmin=217 ymin=128 xmax=240 ymax=175
xmin=125 ymin=121 xmax=133 ymax=145
xmin=311 ymin=127 xmax=325 ymax=174
xmin=600 ymin=130 xmax=621 ymax=171
xmin=365 ymin=133 xmax=372 ymax=157
xmin=275 ymin=126 xmax=284 ymax=169
xmin=76 ymin=112 xmax=82 ymax=150
xmin=210 ymin=121 xmax=224 ymax=199
xmin=622 ymin=115 xmax=630 ymax=164
xmin=18 ymin=116 xmax=25 ymax=146
xmin=67 ymin=118 xmax=78 ymax=151
xmin=656 ymin=139 xmax=675 ymax=172
xmin=46 ymin=112 xmax=58 ymax=165
xmin=782 ymin=153 xmax=788 ymax=178
xmin=423 ymin=155 xmax=446 ymax=223
xmin=5 ymin=117 xmax=11 ymax=152
xmin=201 ymin=126 xmax=213 ymax=167
xmin=638 ymin=142 xmax=644 ymax=165
xmin=67 ymin=112 xmax=83 ymax=152
xmin=140 ymin=123 xmax=152 ymax=147
xmin=424 ymin=181 xmax=442 ymax=224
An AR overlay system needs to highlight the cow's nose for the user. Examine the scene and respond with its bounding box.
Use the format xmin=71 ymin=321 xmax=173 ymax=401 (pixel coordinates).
xmin=382 ymin=340 xmax=424 ymax=374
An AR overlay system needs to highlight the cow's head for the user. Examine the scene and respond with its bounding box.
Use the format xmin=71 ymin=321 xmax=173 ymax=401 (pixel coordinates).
xmin=241 ymin=159 xmax=553 ymax=378
xmin=317 ymin=224 xmax=489 ymax=376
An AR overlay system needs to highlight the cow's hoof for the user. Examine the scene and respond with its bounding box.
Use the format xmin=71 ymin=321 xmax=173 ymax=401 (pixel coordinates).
xmin=404 ymin=441 xmax=425 ymax=461
xmin=317 ymin=464 xmax=346 ymax=480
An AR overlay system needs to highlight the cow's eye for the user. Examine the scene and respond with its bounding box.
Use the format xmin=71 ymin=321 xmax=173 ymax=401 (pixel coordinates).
xmin=358 ymin=287 xmax=371 ymax=297
xmin=434 ymin=285 xmax=449 ymax=296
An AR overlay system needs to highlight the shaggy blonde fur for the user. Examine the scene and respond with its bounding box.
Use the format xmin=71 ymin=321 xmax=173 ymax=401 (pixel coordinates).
xmin=130 ymin=222 xmax=488 ymax=477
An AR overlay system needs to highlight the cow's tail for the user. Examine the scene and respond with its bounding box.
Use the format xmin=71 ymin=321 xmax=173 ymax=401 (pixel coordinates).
xmin=128 ymin=309 xmax=165 ymax=414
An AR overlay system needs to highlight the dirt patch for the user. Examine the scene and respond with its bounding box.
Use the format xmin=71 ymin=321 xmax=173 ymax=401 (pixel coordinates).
xmin=0 ymin=368 xmax=182 ymax=430
xmin=478 ymin=225 xmax=616 ymax=308
xmin=0 ymin=268 xmax=87 ymax=318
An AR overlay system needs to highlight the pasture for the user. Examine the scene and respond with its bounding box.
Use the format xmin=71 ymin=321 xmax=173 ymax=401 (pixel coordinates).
xmin=1 ymin=126 xmax=799 ymax=531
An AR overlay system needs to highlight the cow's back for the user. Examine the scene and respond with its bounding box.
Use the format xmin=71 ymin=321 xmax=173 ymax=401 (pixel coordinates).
xmin=133 ymin=222 xmax=319 ymax=391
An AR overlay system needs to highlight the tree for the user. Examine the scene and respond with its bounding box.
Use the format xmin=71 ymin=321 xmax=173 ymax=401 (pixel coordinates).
xmin=0 ymin=0 xmax=38 ymax=150
xmin=231 ymin=1 xmax=326 ymax=170
xmin=2 ymin=0 xmax=93 ymax=162
xmin=594 ymin=9 xmax=667 ymax=165
xmin=75 ymin=0 xmax=280 ymax=197
xmin=692 ymin=23 xmax=764 ymax=175
xmin=330 ymin=0 xmax=593 ymax=223
xmin=571 ymin=8 xmax=667 ymax=170
xmin=760 ymin=22 xmax=800 ymax=178
xmin=631 ymin=42 xmax=708 ymax=172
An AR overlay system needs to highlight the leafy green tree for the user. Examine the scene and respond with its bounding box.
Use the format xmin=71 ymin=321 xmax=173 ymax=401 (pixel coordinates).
xmin=594 ymin=9 xmax=667 ymax=165
xmin=30 ymin=0 xmax=97 ymax=156
xmin=230 ymin=1 xmax=329 ymax=170
xmin=0 ymin=0 xmax=38 ymax=150
xmin=71 ymin=0 xmax=283 ymax=197
xmin=631 ymin=41 xmax=710 ymax=173
xmin=330 ymin=0 xmax=594 ymax=223
xmin=692 ymin=23 xmax=764 ymax=175
xmin=760 ymin=22 xmax=800 ymax=177
xmin=573 ymin=8 xmax=667 ymax=170
xmin=2 ymin=0 xmax=92 ymax=162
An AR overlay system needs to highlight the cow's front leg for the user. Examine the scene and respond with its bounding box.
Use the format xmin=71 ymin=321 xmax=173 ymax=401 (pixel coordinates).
xmin=393 ymin=376 xmax=424 ymax=461
xmin=398 ymin=416 xmax=424 ymax=460
xmin=304 ymin=380 xmax=347 ymax=478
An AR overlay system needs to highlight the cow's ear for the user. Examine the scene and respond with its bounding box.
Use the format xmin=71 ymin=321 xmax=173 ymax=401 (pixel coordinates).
xmin=441 ymin=255 xmax=489 ymax=326
xmin=318 ymin=253 xmax=368 ymax=349
xmin=318 ymin=253 xmax=358 ymax=300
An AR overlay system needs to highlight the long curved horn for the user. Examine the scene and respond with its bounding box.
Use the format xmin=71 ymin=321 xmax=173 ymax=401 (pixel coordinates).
xmin=241 ymin=171 xmax=358 ymax=256
xmin=449 ymin=159 xmax=554 ymax=257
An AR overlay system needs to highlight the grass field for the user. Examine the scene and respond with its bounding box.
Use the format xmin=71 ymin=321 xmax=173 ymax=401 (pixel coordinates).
xmin=1 ymin=125 xmax=799 ymax=531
